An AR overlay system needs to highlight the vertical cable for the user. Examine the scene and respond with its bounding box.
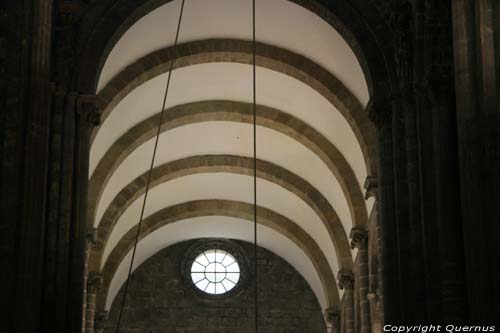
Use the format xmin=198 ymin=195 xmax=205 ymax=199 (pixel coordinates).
xmin=252 ymin=0 xmax=258 ymax=332
xmin=114 ymin=0 xmax=185 ymax=331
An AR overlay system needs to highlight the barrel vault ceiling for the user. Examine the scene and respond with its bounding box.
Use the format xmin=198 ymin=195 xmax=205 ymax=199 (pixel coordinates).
xmin=88 ymin=0 xmax=376 ymax=315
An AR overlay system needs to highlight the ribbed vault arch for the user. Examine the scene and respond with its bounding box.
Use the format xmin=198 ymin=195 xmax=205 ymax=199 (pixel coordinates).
xmin=89 ymin=155 xmax=352 ymax=273
xmin=97 ymin=199 xmax=339 ymax=312
xmin=93 ymin=39 xmax=376 ymax=176
xmin=88 ymin=100 xmax=367 ymax=233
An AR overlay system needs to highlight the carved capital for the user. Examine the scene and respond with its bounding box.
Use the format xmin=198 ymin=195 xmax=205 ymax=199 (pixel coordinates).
xmin=86 ymin=227 xmax=97 ymax=246
xmin=76 ymin=94 xmax=101 ymax=127
xmin=324 ymin=306 xmax=340 ymax=326
xmin=366 ymin=97 xmax=392 ymax=127
xmin=337 ymin=270 xmax=354 ymax=291
xmin=58 ymin=1 xmax=87 ymax=26
xmin=350 ymin=227 xmax=368 ymax=250
xmin=87 ymin=272 xmax=103 ymax=294
xmin=364 ymin=176 xmax=378 ymax=200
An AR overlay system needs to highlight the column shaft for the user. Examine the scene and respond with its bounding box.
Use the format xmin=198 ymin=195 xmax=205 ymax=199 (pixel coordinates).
xmin=338 ymin=271 xmax=355 ymax=332
xmin=351 ymin=228 xmax=370 ymax=333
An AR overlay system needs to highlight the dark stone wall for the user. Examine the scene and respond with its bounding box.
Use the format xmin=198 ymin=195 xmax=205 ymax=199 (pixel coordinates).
xmin=104 ymin=239 xmax=326 ymax=333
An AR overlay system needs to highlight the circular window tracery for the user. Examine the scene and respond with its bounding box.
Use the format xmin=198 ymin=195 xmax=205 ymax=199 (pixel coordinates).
xmin=190 ymin=249 xmax=240 ymax=295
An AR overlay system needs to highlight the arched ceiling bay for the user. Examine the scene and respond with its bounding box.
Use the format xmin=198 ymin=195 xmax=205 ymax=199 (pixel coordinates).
xmin=92 ymin=161 xmax=351 ymax=278
xmin=89 ymin=0 xmax=375 ymax=314
xmin=88 ymin=102 xmax=368 ymax=246
xmin=94 ymin=123 xmax=353 ymax=233
xmin=97 ymin=0 xmax=369 ymax=105
xmin=100 ymin=175 xmax=337 ymax=269
xmin=92 ymin=63 xmax=368 ymax=185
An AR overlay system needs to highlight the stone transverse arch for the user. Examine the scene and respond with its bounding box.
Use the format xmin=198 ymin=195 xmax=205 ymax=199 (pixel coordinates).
xmin=88 ymin=101 xmax=367 ymax=233
xmin=97 ymin=199 xmax=339 ymax=312
xmin=88 ymin=155 xmax=353 ymax=274
xmin=76 ymin=0 xmax=396 ymax=117
xmin=92 ymin=39 xmax=377 ymax=176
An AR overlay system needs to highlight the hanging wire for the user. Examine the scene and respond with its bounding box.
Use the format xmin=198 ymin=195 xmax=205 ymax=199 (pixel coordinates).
xmin=252 ymin=0 xmax=258 ymax=331
xmin=114 ymin=0 xmax=186 ymax=331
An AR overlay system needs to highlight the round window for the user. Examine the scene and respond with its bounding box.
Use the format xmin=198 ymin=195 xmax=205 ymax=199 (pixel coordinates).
xmin=190 ymin=249 xmax=240 ymax=294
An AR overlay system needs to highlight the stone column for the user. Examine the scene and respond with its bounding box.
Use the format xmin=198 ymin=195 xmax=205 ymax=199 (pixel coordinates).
xmin=367 ymin=292 xmax=382 ymax=333
xmin=325 ymin=306 xmax=340 ymax=333
xmin=0 ymin=0 xmax=53 ymax=331
xmin=86 ymin=272 xmax=103 ymax=333
xmin=338 ymin=271 xmax=354 ymax=333
xmin=452 ymin=0 xmax=500 ymax=321
xmin=368 ymin=98 xmax=399 ymax=323
xmin=351 ymin=227 xmax=370 ymax=333
xmin=69 ymin=95 xmax=101 ymax=332
xmin=84 ymin=228 xmax=98 ymax=332
xmin=364 ymin=176 xmax=382 ymax=327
